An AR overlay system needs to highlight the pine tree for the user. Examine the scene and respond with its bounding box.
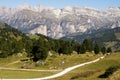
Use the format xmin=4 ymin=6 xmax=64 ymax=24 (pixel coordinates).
xmin=71 ymin=40 xmax=81 ymax=54
xmin=82 ymin=39 xmax=93 ymax=52
xmin=80 ymin=44 xmax=86 ymax=54
xmin=107 ymin=47 xmax=112 ymax=53
xmin=58 ymin=41 xmax=72 ymax=54
xmin=31 ymin=45 xmax=48 ymax=61
xmin=94 ymin=43 xmax=100 ymax=54
xmin=101 ymin=46 xmax=106 ymax=54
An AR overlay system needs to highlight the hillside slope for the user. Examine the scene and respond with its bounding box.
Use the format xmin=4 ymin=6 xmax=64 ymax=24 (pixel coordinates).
xmin=0 ymin=22 xmax=29 ymax=57
xmin=62 ymin=27 xmax=120 ymax=51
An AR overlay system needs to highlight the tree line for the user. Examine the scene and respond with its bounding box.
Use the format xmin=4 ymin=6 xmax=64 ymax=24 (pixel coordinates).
xmin=29 ymin=36 xmax=112 ymax=61
xmin=0 ymin=23 xmax=112 ymax=61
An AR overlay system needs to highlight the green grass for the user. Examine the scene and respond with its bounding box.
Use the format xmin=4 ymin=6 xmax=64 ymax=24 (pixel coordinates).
xmin=1 ymin=52 xmax=119 ymax=80
xmin=0 ymin=53 xmax=27 ymax=67
xmin=5 ymin=52 xmax=102 ymax=70
xmin=0 ymin=53 xmax=59 ymax=79
xmin=26 ymin=34 xmax=40 ymax=40
xmin=36 ymin=52 xmax=102 ymax=70
xmin=0 ymin=52 xmax=102 ymax=79
xmin=0 ymin=69 xmax=58 ymax=79
xmin=51 ymin=52 xmax=120 ymax=80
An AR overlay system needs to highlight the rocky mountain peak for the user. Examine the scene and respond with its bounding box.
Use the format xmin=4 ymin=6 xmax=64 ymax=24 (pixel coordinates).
xmin=16 ymin=3 xmax=32 ymax=10
xmin=0 ymin=5 xmax=120 ymax=39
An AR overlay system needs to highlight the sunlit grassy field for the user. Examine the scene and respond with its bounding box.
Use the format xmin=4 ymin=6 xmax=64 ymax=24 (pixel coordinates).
xmin=51 ymin=52 xmax=120 ymax=80
xmin=1 ymin=54 xmax=58 ymax=79
xmin=3 ymin=52 xmax=102 ymax=70
xmin=42 ymin=52 xmax=102 ymax=70
xmin=0 ymin=53 xmax=26 ymax=67
xmin=0 ymin=52 xmax=102 ymax=79
xmin=0 ymin=52 xmax=119 ymax=79
xmin=0 ymin=69 xmax=58 ymax=79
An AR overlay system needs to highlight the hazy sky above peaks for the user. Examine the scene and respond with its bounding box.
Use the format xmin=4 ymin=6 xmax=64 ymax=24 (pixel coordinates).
xmin=0 ymin=0 xmax=120 ymax=9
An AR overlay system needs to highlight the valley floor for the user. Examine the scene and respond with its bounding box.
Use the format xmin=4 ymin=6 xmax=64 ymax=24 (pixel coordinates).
xmin=0 ymin=52 xmax=120 ymax=80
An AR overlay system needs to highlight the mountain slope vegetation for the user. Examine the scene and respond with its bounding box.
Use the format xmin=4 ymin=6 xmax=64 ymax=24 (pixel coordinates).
xmin=0 ymin=22 xmax=30 ymax=57
xmin=0 ymin=22 xmax=107 ymax=62
xmin=62 ymin=27 xmax=120 ymax=51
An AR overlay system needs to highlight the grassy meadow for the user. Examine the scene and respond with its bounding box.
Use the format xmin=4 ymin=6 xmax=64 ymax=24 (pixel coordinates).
xmin=51 ymin=52 xmax=120 ymax=80
xmin=0 ymin=52 xmax=120 ymax=79
xmin=0 ymin=69 xmax=58 ymax=79
xmin=0 ymin=52 xmax=102 ymax=79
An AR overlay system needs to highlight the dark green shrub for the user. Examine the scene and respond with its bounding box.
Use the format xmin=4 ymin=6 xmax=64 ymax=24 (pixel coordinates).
xmin=99 ymin=65 xmax=120 ymax=78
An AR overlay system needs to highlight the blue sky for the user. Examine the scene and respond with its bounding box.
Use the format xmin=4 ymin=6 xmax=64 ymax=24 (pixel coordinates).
xmin=0 ymin=0 xmax=120 ymax=9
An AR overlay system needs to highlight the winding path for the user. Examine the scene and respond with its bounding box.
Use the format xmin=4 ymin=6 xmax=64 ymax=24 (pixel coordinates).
xmin=2 ymin=56 xmax=105 ymax=80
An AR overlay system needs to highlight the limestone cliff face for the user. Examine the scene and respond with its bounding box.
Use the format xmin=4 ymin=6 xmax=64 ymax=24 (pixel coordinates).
xmin=0 ymin=5 xmax=120 ymax=38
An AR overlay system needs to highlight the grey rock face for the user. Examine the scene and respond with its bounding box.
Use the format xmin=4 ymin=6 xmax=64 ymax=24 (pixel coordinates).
xmin=0 ymin=5 xmax=120 ymax=39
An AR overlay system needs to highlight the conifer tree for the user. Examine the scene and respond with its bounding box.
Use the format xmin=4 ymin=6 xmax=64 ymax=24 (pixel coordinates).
xmin=107 ymin=47 xmax=112 ymax=53
xmin=94 ymin=43 xmax=100 ymax=54
xmin=101 ymin=46 xmax=106 ymax=54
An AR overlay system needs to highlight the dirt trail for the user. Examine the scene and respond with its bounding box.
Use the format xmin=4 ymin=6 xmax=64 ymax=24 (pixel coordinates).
xmin=2 ymin=56 xmax=105 ymax=80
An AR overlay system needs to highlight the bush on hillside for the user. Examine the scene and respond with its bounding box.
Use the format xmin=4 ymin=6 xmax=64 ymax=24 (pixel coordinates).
xmin=99 ymin=65 xmax=120 ymax=78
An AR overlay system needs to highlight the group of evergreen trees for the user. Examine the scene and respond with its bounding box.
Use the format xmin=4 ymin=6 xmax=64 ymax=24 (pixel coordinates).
xmin=0 ymin=22 xmax=112 ymax=61
xmin=29 ymin=37 xmax=112 ymax=61
xmin=71 ymin=39 xmax=112 ymax=55
xmin=0 ymin=23 xmax=29 ymax=57
xmin=28 ymin=37 xmax=73 ymax=61
xmin=94 ymin=44 xmax=112 ymax=54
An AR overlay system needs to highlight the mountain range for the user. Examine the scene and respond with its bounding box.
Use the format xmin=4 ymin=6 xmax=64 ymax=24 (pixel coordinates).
xmin=0 ymin=4 xmax=120 ymax=39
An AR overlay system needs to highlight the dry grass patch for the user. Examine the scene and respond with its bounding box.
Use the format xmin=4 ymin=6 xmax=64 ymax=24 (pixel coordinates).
xmin=70 ymin=69 xmax=102 ymax=80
